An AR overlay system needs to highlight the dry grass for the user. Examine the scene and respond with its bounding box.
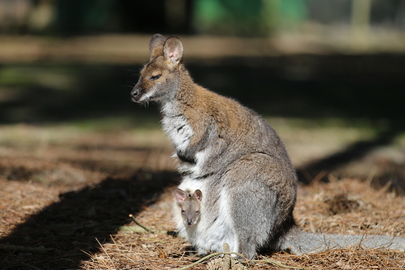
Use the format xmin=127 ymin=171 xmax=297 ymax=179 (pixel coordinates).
xmin=0 ymin=124 xmax=404 ymax=269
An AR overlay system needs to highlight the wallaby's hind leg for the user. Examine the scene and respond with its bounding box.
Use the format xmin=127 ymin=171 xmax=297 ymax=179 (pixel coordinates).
xmin=226 ymin=185 xmax=279 ymax=259
xmin=221 ymin=153 xmax=297 ymax=259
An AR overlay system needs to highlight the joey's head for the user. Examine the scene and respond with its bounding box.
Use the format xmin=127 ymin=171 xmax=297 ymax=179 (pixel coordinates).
xmin=131 ymin=34 xmax=184 ymax=104
xmin=174 ymin=188 xmax=203 ymax=227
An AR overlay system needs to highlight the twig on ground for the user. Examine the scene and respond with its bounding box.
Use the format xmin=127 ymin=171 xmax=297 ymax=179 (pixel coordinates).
xmin=129 ymin=214 xmax=155 ymax=233
xmin=118 ymin=225 xmax=168 ymax=233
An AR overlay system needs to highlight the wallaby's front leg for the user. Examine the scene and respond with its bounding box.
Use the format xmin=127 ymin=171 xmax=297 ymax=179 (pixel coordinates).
xmin=174 ymin=116 xmax=211 ymax=164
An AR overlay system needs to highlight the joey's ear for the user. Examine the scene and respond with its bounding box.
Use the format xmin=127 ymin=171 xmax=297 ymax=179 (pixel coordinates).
xmin=194 ymin=189 xmax=203 ymax=201
xmin=163 ymin=36 xmax=183 ymax=67
xmin=149 ymin=34 xmax=166 ymax=60
xmin=174 ymin=188 xmax=187 ymax=203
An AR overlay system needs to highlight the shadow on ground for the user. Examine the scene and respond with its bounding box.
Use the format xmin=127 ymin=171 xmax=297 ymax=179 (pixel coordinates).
xmin=0 ymin=170 xmax=179 ymax=269
xmin=296 ymin=120 xmax=405 ymax=191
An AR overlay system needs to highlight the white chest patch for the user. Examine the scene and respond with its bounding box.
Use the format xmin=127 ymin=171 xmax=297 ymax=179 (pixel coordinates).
xmin=161 ymin=102 xmax=193 ymax=152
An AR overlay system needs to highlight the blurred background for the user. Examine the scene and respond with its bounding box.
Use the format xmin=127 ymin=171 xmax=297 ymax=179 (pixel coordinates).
xmin=0 ymin=0 xmax=405 ymax=190
xmin=1 ymin=2 xmax=405 ymax=269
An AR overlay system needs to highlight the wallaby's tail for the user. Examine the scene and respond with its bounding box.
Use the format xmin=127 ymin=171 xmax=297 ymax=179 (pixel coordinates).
xmin=279 ymin=226 xmax=405 ymax=254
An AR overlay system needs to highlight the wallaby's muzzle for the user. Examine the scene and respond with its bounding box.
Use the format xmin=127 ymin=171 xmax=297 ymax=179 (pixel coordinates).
xmin=131 ymin=85 xmax=143 ymax=103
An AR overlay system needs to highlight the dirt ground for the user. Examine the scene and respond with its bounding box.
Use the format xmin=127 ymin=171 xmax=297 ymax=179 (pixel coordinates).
xmin=0 ymin=124 xmax=404 ymax=270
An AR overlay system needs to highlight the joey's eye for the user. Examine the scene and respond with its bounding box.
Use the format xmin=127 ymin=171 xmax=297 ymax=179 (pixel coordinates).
xmin=149 ymin=74 xmax=161 ymax=81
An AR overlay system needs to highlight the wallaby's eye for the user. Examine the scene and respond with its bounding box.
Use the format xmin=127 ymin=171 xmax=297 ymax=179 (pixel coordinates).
xmin=181 ymin=210 xmax=185 ymax=213
xmin=195 ymin=211 xmax=200 ymax=214
xmin=149 ymin=74 xmax=161 ymax=81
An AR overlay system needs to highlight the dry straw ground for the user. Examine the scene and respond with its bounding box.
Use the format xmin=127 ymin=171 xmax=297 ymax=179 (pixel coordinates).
xmin=0 ymin=125 xmax=404 ymax=270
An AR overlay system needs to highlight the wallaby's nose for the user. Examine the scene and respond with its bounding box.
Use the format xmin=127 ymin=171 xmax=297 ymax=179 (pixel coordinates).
xmin=187 ymin=220 xmax=192 ymax=226
xmin=131 ymin=87 xmax=141 ymax=102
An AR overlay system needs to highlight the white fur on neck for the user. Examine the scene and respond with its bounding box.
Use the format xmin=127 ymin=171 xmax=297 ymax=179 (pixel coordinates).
xmin=161 ymin=101 xmax=193 ymax=153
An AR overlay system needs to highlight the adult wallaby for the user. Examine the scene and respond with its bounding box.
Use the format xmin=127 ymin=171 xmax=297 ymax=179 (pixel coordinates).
xmin=131 ymin=34 xmax=405 ymax=259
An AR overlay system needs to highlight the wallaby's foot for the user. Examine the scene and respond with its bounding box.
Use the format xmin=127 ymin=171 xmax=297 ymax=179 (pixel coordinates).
xmin=197 ymin=248 xmax=209 ymax=257
xmin=237 ymin=244 xmax=257 ymax=260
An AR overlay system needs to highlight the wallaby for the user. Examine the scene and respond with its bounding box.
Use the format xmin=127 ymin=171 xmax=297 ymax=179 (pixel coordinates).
xmin=173 ymin=188 xmax=203 ymax=227
xmin=131 ymin=34 xmax=405 ymax=259
xmin=173 ymin=187 xmax=206 ymax=254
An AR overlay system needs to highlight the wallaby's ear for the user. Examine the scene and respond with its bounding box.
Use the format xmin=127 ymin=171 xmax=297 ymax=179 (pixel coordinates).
xmin=163 ymin=36 xmax=183 ymax=67
xmin=194 ymin=189 xmax=203 ymax=201
xmin=149 ymin=34 xmax=166 ymax=61
xmin=174 ymin=188 xmax=187 ymax=203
